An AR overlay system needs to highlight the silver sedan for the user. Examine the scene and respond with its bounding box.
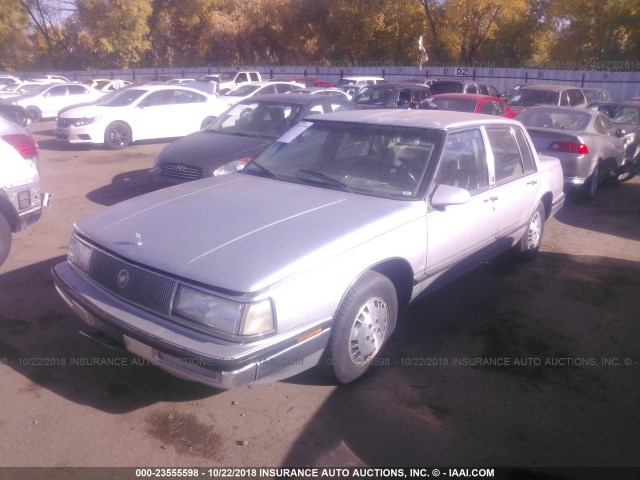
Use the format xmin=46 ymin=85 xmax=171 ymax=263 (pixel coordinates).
xmin=517 ymin=106 xmax=625 ymax=199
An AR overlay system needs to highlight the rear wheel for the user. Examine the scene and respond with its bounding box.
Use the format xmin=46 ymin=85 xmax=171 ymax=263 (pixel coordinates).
xmin=516 ymin=202 xmax=545 ymax=261
xmin=104 ymin=121 xmax=132 ymax=150
xmin=320 ymin=271 xmax=397 ymax=384
xmin=0 ymin=215 xmax=12 ymax=268
xmin=25 ymin=106 xmax=42 ymax=122
xmin=582 ymin=164 xmax=599 ymax=200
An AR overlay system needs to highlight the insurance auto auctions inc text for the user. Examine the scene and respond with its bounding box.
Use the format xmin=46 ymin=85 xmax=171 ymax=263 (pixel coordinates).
xmin=258 ymin=468 xmax=495 ymax=478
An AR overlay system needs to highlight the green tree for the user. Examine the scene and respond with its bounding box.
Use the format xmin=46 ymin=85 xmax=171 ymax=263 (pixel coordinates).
xmin=0 ymin=0 xmax=32 ymax=70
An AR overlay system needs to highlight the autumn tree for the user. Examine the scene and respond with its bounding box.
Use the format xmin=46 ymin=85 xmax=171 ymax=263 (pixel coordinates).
xmin=75 ymin=0 xmax=152 ymax=68
xmin=0 ymin=0 xmax=32 ymax=70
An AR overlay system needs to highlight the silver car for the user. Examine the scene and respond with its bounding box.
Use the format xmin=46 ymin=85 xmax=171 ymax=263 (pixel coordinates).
xmin=517 ymin=106 xmax=625 ymax=199
xmin=53 ymin=110 xmax=565 ymax=389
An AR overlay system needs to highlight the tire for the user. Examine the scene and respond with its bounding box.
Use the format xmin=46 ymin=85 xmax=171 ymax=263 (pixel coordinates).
xmin=0 ymin=215 xmax=12 ymax=268
xmin=320 ymin=271 xmax=398 ymax=384
xmin=516 ymin=202 xmax=545 ymax=262
xmin=104 ymin=121 xmax=132 ymax=150
xmin=200 ymin=116 xmax=216 ymax=130
xmin=582 ymin=163 xmax=599 ymax=200
xmin=618 ymin=158 xmax=638 ymax=183
xmin=25 ymin=106 xmax=42 ymax=122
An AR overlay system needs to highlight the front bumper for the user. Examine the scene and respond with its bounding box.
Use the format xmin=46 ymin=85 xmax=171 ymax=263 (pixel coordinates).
xmin=54 ymin=123 xmax=103 ymax=144
xmin=52 ymin=262 xmax=331 ymax=389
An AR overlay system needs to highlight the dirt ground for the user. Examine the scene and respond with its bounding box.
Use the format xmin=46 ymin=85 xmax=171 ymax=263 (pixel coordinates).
xmin=1 ymin=120 xmax=639 ymax=474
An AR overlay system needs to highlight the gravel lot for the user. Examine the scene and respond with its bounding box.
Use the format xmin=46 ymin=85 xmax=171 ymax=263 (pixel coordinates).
xmin=1 ymin=120 xmax=639 ymax=472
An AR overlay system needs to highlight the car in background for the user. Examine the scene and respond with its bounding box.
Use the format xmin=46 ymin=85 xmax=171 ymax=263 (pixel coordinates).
xmin=53 ymin=110 xmax=565 ymax=389
xmin=0 ymin=82 xmax=51 ymax=100
xmin=582 ymin=88 xmax=613 ymax=103
xmin=90 ymin=79 xmax=132 ymax=92
xmin=0 ymin=75 xmax=22 ymax=87
xmin=148 ymin=93 xmax=357 ymax=189
xmin=275 ymin=77 xmax=333 ymax=88
xmin=419 ymin=93 xmax=517 ymax=118
xmin=587 ymin=100 xmax=640 ymax=182
xmin=334 ymin=76 xmax=385 ymax=88
xmin=28 ymin=74 xmax=71 ymax=83
xmin=286 ymin=87 xmax=352 ymax=100
xmin=55 ymin=84 xmax=219 ymax=150
xmin=0 ymin=116 xmax=46 ymax=267
xmin=517 ymin=106 xmax=625 ymax=199
xmin=429 ymin=80 xmax=500 ymax=97
xmin=210 ymin=81 xmax=305 ymax=116
xmin=403 ymin=77 xmax=439 ymax=87
xmin=167 ymin=78 xmax=196 ymax=85
xmin=2 ymin=83 xmax=105 ymax=121
xmin=352 ymin=83 xmax=430 ymax=109
xmin=506 ymin=84 xmax=587 ymax=113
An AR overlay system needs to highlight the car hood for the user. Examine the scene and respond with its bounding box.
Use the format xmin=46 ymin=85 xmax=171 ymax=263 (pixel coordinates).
xmin=157 ymin=131 xmax=272 ymax=171
xmin=76 ymin=174 xmax=420 ymax=293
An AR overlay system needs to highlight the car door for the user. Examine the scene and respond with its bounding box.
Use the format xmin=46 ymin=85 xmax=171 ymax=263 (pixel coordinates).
xmin=425 ymin=128 xmax=499 ymax=278
xmin=484 ymin=125 xmax=539 ymax=243
xmin=134 ymin=89 xmax=179 ymax=139
xmin=40 ymin=84 xmax=68 ymax=117
xmin=595 ymin=114 xmax=625 ymax=164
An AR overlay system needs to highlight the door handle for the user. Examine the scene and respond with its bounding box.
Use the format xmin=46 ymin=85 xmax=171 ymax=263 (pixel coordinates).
xmin=484 ymin=196 xmax=498 ymax=203
xmin=527 ymin=180 xmax=538 ymax=185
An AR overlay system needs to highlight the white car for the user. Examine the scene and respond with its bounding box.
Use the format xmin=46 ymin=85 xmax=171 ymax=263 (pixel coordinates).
xmin=4 ymin=83 xmax=105 ymax=121
xmin=210 ymin=81 xmax=305 ymax=116
xmin=0 ymin=82 xmax=55 ymax=100
xmin=55 ymin=84 xmax=219 ymax=150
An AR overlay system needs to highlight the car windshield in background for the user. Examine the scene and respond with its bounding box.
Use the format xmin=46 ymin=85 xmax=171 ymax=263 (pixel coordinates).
xmin=98 ymin=89 xmax=146 ymax=107
xmin=429 ymin=97 xmax=476 ymax=113
xmin=20 ymin=84 xmax=49 ymax=96
xmin=508 ymin=89 xmax=559 ymax=107
xmin=243 ymin=120 xmax=440 ymax=199
xmin=591 ymin=104 xmax=640 ymax=125
xmin=518 ymin=109 xmax=591 ymax=131
xmin=224 ymin=85 xmax=260 ymax=96
xmin=206 ymin=101 xmax=303 ymax=139
xmin=353 ymin=87 xmax=393 ymax=105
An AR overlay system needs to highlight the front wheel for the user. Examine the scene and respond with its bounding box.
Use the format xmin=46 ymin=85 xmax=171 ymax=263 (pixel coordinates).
xmin=320 ymin=271 xmax=397 ymax=384
xmin=516 ymin=202 xmax=546 ymax=262
xmin=25 ymin=106 xmax=42 ymax=122
xmin=0 ymin=215 xmax=12 ymax=268
xmin=104 ymin=121 xmax=132 ymax=150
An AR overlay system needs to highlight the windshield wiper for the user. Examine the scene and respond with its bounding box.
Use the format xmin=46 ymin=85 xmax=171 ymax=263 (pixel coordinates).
xmin=297 ymin=169 xmax=352 ymax=192
xmin=244 ymin=161 xmax=280 ymax=180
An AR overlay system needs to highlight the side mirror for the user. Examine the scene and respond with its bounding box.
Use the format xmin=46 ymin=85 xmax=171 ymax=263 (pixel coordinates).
xmin=431 ymin=184 xmax=471 ymax=209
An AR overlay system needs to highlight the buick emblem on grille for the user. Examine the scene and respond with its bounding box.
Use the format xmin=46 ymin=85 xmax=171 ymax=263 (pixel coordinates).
xmin=117 ymin=269 xmax=130 ymax=289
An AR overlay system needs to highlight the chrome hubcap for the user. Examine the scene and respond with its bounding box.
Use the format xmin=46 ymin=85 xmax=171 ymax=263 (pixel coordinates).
xmin=527 ymin=210 xmax=542 ymax=249
xmin=348 ymin=296 xmax=388 ymax=363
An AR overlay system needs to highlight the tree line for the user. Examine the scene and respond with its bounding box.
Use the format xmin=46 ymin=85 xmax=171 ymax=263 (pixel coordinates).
xmin=1 ymin=0 xmax=638 ymax=72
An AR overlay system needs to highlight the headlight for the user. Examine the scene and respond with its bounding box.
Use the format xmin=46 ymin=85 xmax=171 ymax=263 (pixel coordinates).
xmin=212 ymin=157 xmax=251 ymax=176
xmin=172 ymin=285 xmax=275 ymax=337
xmin=72 ymin=116 xmax=99 ymax=127
xmin=68 ymin=235 xmax=93 ymax=272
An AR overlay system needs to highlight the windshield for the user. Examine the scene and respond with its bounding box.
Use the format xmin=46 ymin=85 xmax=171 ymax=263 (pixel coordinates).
xmin=224 ymin=85 xmax=260 ymax=97
xmin=429 ymin=97 xmax=476 ymax=113
xmin=518 ymin=108 xmax=591 ymax=131
xmin=19 ymin=84 xmax=49 ymax=95
xmin=508 ymin=89 xmax=559 ymax=107
xmin=97 ymin=88 xmax=146 ymax=106
xmin=207 ymin=101 xmax=302 ymax=138
xmin=591 ymin=104 xmax=640 ymax=125
xmin=243 ymin=120 xmax=441 ymax=199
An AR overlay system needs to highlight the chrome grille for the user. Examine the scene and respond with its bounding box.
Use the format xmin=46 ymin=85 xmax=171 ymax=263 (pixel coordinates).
xmin=89 ymin=249 xmax=176 ymax=315
xmin=160 ymin=162 xmax=203 ymax=180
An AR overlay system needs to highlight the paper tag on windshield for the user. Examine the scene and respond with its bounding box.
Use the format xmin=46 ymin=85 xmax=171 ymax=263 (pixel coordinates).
xmin=278 ymin=121 xmax=313 ymax=143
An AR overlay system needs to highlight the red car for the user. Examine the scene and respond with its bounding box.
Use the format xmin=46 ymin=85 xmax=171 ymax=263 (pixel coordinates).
xmin=420 ymin=93 xmax=517 ymax=118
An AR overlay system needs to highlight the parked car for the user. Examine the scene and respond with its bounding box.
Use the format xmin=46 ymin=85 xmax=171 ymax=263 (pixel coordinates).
xmin=587 ymin=100 xmax=640 ymax=181
xmin=209 ymin=81 xmax=305 ymax=116
xmin=286 ymin=87 xmax=352 ymax=100
xmin=582 ymin=88 xmax=613 ymax=103
xmin=275 ymin=77 xmax=333 ymax=88
xmin=0 ymin=75 xmax=22 ymax=87
xmin=0 ymin=104 xmax=28 ymax=127
xmin=352 ymin=83 xmax=430 ymax=109
xmin=506 ymin=84 xmax=587 ymax=113
xmin=91 ymin=79 xmax=132 ymax=92
xmin=334 ymin=76 xmax=385 ymax=88
xmin=27 ymin=74 xmax=71 ymax=83
xmin=429 ymin=80 xmax=500 ymax=97
xmin=54 ymin=84 xmax=219 ymax=150
xmin=148 ymin=93 xmax=357 ymax=189
xmin=201 ymin=71 xmax=262 ymax=93
xmin=0 ymin=82 xmax=54 ymax=100
xmin=403 ymin=77 xmax=439 ymax=87
xmin=517 ymin=106 xmax=625 ymax=199
xmin=419 ymin=93 xmax=517 ymax=118
xmin=2 ymin=83 xmax=105 ymax=121
xmin=166 ymin=78 xmax=197 ymax=85
xmin=53 ymin=110 xmax=565 ymax=389
xmin=0 ymin=116 xmax=47 ymax=267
